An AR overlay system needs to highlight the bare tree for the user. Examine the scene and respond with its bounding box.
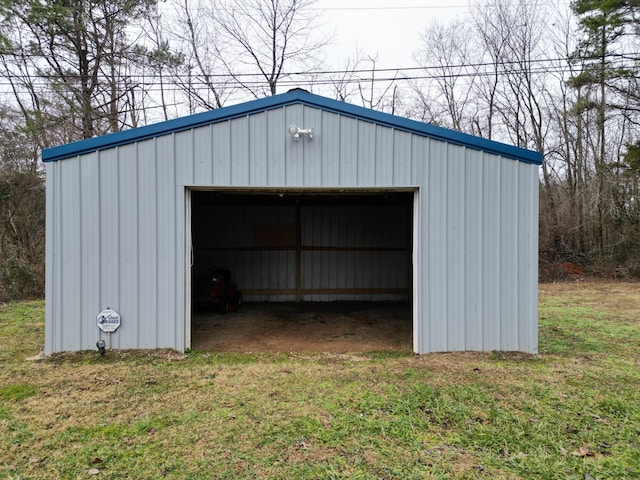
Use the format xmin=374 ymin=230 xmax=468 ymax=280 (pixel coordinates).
xmin=353 ymin=55 xmax=398 ymax=112
xmin=414 ymin=20 xmax=477 ymax=133
xmin=169 ymin=0 xmax=231 ymax=112
xmin=470 ymin=0 xmax=515 ymax=141
xmin=210 ymin=0 xmax=327 ymax=97
xmin=329 ymin=50 xmax=366 ymax=102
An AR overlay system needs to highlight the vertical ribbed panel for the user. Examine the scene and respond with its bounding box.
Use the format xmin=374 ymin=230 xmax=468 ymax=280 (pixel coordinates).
xmin=212 ymin=121 xmax=230 ymax=184
xmin=175 ymin=129 xmax=193 ymax=185
xmin=250 ymin=113 xmax=267 ymax=185
xmin=446 ymin=144 xmax=465 ymax=351
xmin=375 ymin=126 xmax=393 ymax=185
xmin=500 ymin=158 xmax=519 ymax=350
xmin=98 ymin=148 xmax=120 ymax=347
xmin=79 ymin=153 xmax=101 ymax=350
xmin=427 ymin=139 xmax=447 ymax=352
xmin=156 ymin=135 xmax=177 ymax=348
xmin=117 ymin=144 xmax=138 ymax=349
xmin=45 ymin=103 xmax=539 ymax=354
xmin=520 ymin=163 xmax=539 ymax=354
xmin=60 ymin=156 xmax=81 ymax=351
xmin=44 ymin=162 xmax=56 ymax=353
xmin=194 ymin=125 xmax=213 ymax=184
xmin=137 ymin=139 xmax=158 ymax=349
xmin=482 ymin=153 xmax=501 ymax=351
xmin=464 ymin=149 xmax=483 ymax=351
xmin=300 ymin=205 xmax=410 ymax=301
xmin=303 ymin=106 xmax=323 ymax=185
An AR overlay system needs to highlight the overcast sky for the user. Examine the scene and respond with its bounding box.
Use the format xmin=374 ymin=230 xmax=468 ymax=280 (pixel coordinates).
xmin=316 ymin=0 xmax=470 ymax=70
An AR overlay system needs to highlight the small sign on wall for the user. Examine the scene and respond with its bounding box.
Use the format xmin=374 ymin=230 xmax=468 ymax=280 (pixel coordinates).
xmin=97 ymin=308 xmax=121 ymax=333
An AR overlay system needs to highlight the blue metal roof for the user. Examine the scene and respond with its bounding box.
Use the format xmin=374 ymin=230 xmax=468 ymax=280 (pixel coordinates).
xmin=42 ymin=89 xmax=542 ymax=165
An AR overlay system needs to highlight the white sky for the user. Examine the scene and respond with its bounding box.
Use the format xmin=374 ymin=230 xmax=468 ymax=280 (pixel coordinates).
xmin=315 ymin=0 xmax=471 ymax=70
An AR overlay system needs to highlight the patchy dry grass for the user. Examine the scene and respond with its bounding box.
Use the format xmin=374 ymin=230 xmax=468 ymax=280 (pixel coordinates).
xmin=1 ymin=283 xmax=639 ymax=479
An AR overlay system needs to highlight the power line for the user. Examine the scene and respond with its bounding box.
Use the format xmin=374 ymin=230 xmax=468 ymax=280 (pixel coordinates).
xmin=310 ymin=1 xmax=571 ymax=11
xmin=1 ymin=51 xmax=638 ymax=85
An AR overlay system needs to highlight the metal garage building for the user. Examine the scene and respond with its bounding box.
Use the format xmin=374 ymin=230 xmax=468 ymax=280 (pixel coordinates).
xmin=42 ymin=89 xmax=542 ymax=355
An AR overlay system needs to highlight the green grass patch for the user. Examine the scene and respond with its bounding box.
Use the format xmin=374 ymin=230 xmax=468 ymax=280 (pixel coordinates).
xmin=1 ymin=284 xmax=640 ymax=479
xmin=539 ymin=289 xmax=640 ymax=356
xmin=0 ymin=300 xmax=45 ymax=364
xmin=0 ymin=383 xmax=37 ymax=401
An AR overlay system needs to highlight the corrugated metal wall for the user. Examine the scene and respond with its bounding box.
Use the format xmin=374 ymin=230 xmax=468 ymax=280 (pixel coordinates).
xmin=45 ymin=103 xmax=538 ymax=354
xmin=192 ymin=199 xmax=411 ymax=302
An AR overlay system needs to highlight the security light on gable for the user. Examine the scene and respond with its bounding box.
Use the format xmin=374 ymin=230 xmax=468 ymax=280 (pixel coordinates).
xmin=288 ymin=124 xmax=313 ymax=140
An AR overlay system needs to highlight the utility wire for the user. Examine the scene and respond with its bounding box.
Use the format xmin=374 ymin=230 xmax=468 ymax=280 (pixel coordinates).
xmin=1 ymin=52 xmax=638 ymax=85
xmin=308 ymin=1 xmax=571 ymax=10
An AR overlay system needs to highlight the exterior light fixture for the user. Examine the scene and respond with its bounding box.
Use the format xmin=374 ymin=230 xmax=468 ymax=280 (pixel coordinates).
xmin=96 ymin=339 xmax=106 ymax=355
xmin=288 ymin=125 xmax=313 ymax=140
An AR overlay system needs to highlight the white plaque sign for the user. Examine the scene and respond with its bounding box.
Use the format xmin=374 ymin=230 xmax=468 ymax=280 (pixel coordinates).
xmin=97 ymin=308 xmax=121 ymax=333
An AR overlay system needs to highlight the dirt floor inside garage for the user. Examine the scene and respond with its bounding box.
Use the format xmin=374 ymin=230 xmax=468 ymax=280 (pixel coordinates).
xmin=191 ymin=302 xmax=413 ymax=353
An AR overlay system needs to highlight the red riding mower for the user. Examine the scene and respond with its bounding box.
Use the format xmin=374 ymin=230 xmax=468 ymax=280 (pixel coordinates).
xmin=195 ymin=267 xmax=242 ymax=314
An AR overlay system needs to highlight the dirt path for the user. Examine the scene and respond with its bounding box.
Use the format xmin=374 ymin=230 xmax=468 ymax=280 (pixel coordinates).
xmin=191 ymin=302 xmax=413 ymax=353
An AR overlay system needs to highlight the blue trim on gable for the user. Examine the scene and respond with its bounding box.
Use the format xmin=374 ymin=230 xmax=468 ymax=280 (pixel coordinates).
xmin=42 ymin=89 xmax=542 ymax=165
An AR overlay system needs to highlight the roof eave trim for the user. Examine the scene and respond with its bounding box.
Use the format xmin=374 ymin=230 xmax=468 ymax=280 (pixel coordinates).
xmin=297 ymin=94 xmax=542 ymax=165
xmin=42 ymin=89 xmax=542 ymax=165
xmin=42 ymin=93 xmax=301 ymax=162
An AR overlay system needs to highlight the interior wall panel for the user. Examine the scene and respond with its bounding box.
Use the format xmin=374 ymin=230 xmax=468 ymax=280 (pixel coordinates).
xmin=191 ymin=201 xmax=411 ymax=302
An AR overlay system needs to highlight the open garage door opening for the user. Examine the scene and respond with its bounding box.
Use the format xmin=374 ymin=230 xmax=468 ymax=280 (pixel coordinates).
xmin=188 ymin=189 xmax=415 ymax=353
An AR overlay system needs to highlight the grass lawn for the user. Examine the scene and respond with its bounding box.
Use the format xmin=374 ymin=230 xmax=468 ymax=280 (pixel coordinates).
xmin=1 ymin=282 xmax=639 ymax=479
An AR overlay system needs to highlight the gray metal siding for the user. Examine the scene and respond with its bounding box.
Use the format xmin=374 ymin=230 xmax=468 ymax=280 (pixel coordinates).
xmin=416 ymin=147 xmax=538 ymax=353
xmin=426 ymin=139 xmax=447 ymax=352
xmin=191 ymin=203 xmax=411 ymax=302
xmin=156 ymin=135 xmax=180 ymax=348
xmin=60 ymin=157 xmax=81 ymax=351
xmin=301 ymin=204 xmax=410 ymax=301
xmin=80 ymin=154 xmax=101 ymax=350
xmin=464 ymin=148 xmax=483 ymax=351
xmin=193 ymin=204 xmax=298 ymax=299
xmin=45 ymin=103 xmax=539 ymax=354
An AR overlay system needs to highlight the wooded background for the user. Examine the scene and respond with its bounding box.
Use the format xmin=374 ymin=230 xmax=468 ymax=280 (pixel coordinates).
xmin=1 ymin=0 xmax=639 ymax=301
